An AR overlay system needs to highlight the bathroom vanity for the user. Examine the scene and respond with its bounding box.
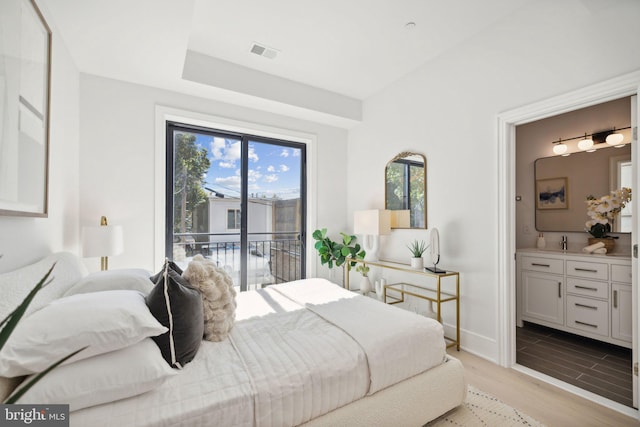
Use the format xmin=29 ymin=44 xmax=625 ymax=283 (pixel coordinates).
xmin=516 ymin=248 xmax=632 ymax=348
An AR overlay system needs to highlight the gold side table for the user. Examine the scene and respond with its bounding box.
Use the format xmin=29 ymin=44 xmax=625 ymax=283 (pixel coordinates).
xmin=345 ymin=258 xmax=460 ymax=350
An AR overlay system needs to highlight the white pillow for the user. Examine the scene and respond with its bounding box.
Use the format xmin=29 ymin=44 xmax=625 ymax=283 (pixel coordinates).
xmin=11 ymin=338 xmax=177 ymax=411
xmin=0 ymin=290 xmax=167 ymax=377
xmin=0 ymin=252 xmax=87 ymax=321
xmin=63 ymin=269 xmax=154 ymax=297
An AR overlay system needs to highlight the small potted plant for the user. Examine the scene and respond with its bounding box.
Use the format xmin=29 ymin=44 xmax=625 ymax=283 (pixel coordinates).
xmin=407 ymin=239 xmax=428 ymax=269
xmin=355 ymin=264 xmax=372 ymax=295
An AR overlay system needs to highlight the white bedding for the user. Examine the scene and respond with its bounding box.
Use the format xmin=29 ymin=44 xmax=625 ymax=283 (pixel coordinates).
xmin=71 ymin=278 xmax=446 ymax=427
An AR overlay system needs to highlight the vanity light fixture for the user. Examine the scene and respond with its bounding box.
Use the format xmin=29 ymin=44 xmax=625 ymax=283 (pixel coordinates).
xmin=552 ymin=139 xmax=568 ymax=155
xmin=551 ymin=126 xmax=631 ymax=156
xmin=606 ymin=127 xmax=625 ymax=147
xmin=577 ymin=133 xmax=593 ymax=151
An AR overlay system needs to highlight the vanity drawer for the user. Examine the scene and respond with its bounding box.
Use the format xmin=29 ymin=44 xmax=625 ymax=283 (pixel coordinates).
xmin=611 ymin=264 xmax=632 ymax=284
xmin=566 ymin=295 xmax=609 ymax=337
xmin=520 ymin=256 xmax=563 ymax=275
xmin=566 ymin=278 xmax=608 ymax=300
xmin=566 ymin=261 xmax=608 ymax=281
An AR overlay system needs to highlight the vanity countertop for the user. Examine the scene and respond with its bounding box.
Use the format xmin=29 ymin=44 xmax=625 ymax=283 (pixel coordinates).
xmin=519 ymin=247 xmax=632 ymax=259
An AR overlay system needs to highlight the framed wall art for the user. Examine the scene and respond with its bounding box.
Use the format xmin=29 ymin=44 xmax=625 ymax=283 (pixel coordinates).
xmin=0 ymin=0 xmax=52 ymax=217
xmin=536 ymin=177 xmax=568 ymax=210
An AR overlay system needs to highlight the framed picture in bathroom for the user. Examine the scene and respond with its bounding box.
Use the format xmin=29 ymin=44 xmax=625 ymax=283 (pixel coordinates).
xmin=536 ymin=177 xmax=568 ymax=210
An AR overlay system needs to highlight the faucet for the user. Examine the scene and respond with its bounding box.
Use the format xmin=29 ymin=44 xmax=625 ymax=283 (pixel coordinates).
xmin=561 ymin=235 xmax=568 ymax=251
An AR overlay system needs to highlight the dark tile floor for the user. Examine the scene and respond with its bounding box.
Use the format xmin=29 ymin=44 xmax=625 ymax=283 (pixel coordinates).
xmin=516 ymin=322 xmax=633 ymax=407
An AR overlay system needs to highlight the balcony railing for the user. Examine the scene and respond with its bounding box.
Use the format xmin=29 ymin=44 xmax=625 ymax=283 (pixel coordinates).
xmin=172 ymin=232 xmax=302 ymax=290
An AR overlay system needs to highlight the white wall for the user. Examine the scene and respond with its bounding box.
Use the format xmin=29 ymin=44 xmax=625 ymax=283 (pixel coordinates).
xmin=0 ymin=3 xmax=80 ymax=273
xmin=347 ymin=0 xmax=640 ymax=361
xmin=79 ymin=74 xmax=348 ymax=273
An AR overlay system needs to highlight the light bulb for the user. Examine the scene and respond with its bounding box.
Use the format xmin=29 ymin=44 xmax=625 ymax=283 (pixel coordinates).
xmin=553 ymin=143 xmax=567 ymax=155
xmin=606 ymin=132 xmax=624 ymax=146
xmin=577 ymin=137 xmax=593 ymax=151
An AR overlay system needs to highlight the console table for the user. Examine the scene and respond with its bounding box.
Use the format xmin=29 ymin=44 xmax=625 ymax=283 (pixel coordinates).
xmin=344 ymin=259 xmax=460 ymax=350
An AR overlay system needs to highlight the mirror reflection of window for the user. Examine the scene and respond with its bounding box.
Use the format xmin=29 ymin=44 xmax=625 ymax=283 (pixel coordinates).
xmin=618 ymin=160 xmax=632 ymax=232
xmin=385 ymin=155 xmax=425 ymax=228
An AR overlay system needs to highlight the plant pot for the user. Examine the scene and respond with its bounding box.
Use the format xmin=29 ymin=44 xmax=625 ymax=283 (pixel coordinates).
xmin=410 ymin=257 xmax=424 ymax=269
xmin=360 ymin=276 xmax=372 ymax=295
xmin=588 ymin=237 xmax=615 ymax=252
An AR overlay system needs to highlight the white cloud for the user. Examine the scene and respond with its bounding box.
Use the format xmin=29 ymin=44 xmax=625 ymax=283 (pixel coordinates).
xmin=219 ymin=161 xmax=235 ymax=169
xmin=267 ymin=165 xmax=275 ymax=172
xmin=279 ymin=164 xmax=290 ymax=172
xmin=248 ymin=146 xmax=259 ymax=162
xmin=292 ymin=149 xmax=300 ymax=157
xmin=280 ymin=148 xmax=289 ymax=157
xmin=210 ymin=139 xmax=257 ymax=165
xmin=211 ymin=137 xmax=226 ymax=159
xmin=214 ymin=175 xmax=240 ymax=189
xmin=248 ymin=169 xmax=262 ymax=182
xmin=264 ymin=174 xmax=278 ymax=183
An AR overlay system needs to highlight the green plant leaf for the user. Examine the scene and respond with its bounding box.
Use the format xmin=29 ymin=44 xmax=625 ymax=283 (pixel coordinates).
xmin=4 ymin=346 xmax=87 ymax=404
xmin=0 ymin=264 xmax=55 ymax=352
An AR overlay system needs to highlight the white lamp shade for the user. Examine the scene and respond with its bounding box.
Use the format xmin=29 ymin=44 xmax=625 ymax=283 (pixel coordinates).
xmin=354 ymin=209 xmax=391 ymax=236
xmin=390 ymin=210 xmax=410 ymax=228
xmin=552 ymin=143 xmax=567 ymax=155
xmin=577 ymin=138 xmax=593 ymax=151
xmin=82 ymin=225 xmax=124 ymax=257
xmin=606 ymin=132 xmax=624 ymax=146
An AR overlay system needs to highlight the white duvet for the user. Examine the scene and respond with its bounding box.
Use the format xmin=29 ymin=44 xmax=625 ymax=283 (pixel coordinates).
xmin=71 ymin=279 xmax=445 ymax=427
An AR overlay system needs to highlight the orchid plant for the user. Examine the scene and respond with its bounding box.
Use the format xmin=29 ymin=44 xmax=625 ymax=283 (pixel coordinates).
xmin=585 ymin=187 xmax=632 ymax=238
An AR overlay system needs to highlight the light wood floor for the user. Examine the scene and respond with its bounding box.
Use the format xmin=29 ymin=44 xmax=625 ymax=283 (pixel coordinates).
xmin=449 ymin=348 xmax=639 ymax=427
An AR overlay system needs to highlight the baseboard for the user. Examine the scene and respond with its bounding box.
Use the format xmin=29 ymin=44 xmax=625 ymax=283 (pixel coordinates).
xmin=443 ymin=323 xmax=498 ymax=363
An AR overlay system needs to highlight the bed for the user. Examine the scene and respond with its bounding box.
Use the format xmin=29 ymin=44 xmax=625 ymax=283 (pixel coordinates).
xmin=0 ymin=253 xmax=465 ymax=426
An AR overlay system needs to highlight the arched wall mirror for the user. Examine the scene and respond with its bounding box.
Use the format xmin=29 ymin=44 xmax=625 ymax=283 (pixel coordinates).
xmin=385 ymin=152 xmax=427 ymax=229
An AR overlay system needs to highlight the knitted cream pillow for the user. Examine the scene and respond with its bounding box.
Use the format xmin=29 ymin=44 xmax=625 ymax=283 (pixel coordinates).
xmin=182 ymin=255 xmax=237 ymax=342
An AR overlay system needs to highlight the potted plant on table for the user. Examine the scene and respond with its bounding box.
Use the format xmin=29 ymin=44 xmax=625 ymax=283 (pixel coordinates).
xmin=585 ymin=187 xmax=631 ymax=251
xmin=407 ymin=239 xmax=428 ymax=269
xmin=355 ymin=264 xmax=372 ymax=295
xmin=312 ymin=228 xmax=366 ymax=285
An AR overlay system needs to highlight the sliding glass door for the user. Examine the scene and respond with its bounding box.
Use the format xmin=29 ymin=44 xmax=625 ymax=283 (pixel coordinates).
xmin=166 ymin=122 xmax=306 ymax=291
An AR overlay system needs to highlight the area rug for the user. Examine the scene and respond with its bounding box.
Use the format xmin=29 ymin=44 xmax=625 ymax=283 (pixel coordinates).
xmin=426 ymin=385 xmax=545 ymax=426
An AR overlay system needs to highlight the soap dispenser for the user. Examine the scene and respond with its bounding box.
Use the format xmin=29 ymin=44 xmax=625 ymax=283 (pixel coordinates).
xmin=536 ymin=233 xmax=546 ymax=249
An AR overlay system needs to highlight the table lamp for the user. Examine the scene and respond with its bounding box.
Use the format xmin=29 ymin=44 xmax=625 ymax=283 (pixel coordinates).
xmin=82 ymin=216 xmax=124 ymax=270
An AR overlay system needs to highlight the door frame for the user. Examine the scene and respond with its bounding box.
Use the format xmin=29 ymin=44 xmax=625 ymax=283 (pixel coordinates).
xmin=497 ymin=70 xmax=640 ymax=416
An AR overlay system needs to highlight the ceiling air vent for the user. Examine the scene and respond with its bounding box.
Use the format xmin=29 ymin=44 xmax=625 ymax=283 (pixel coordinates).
xmin=250 ymin=42 xmax=279 ymax=59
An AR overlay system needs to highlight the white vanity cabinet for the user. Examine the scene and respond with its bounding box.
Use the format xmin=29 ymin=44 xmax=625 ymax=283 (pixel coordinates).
xmin=517 ymin=249 xmax=632 ymax=348
xmin=611 ymin=264 xmax=633 ymax=342
xmin=519 ymin=256 xmax=564 ymax=326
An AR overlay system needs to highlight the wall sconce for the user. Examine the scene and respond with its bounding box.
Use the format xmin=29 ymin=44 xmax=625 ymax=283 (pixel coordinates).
xmin=354 ymin=209 xmax=391 ymax=261
xmin=552 ymin=139 xmax=568 ymax=156
xmin=82 ymin=216 xmax=124 ymax=270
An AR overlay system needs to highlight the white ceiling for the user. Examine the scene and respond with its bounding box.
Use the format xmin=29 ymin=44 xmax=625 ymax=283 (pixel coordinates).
xmin=45 ymin=0 xmax=600 ymax=126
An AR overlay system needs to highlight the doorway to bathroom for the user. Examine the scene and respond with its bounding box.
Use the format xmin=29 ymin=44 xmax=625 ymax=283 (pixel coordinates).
xmin=514 ymin=96 xmax=634 ymax=407
xmin=497 ymin=71 xmax=640 ymax=420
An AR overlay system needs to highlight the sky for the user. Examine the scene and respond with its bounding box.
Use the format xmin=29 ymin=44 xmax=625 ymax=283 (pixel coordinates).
xmin=194 ymin=133 xmax=301 ymax=200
